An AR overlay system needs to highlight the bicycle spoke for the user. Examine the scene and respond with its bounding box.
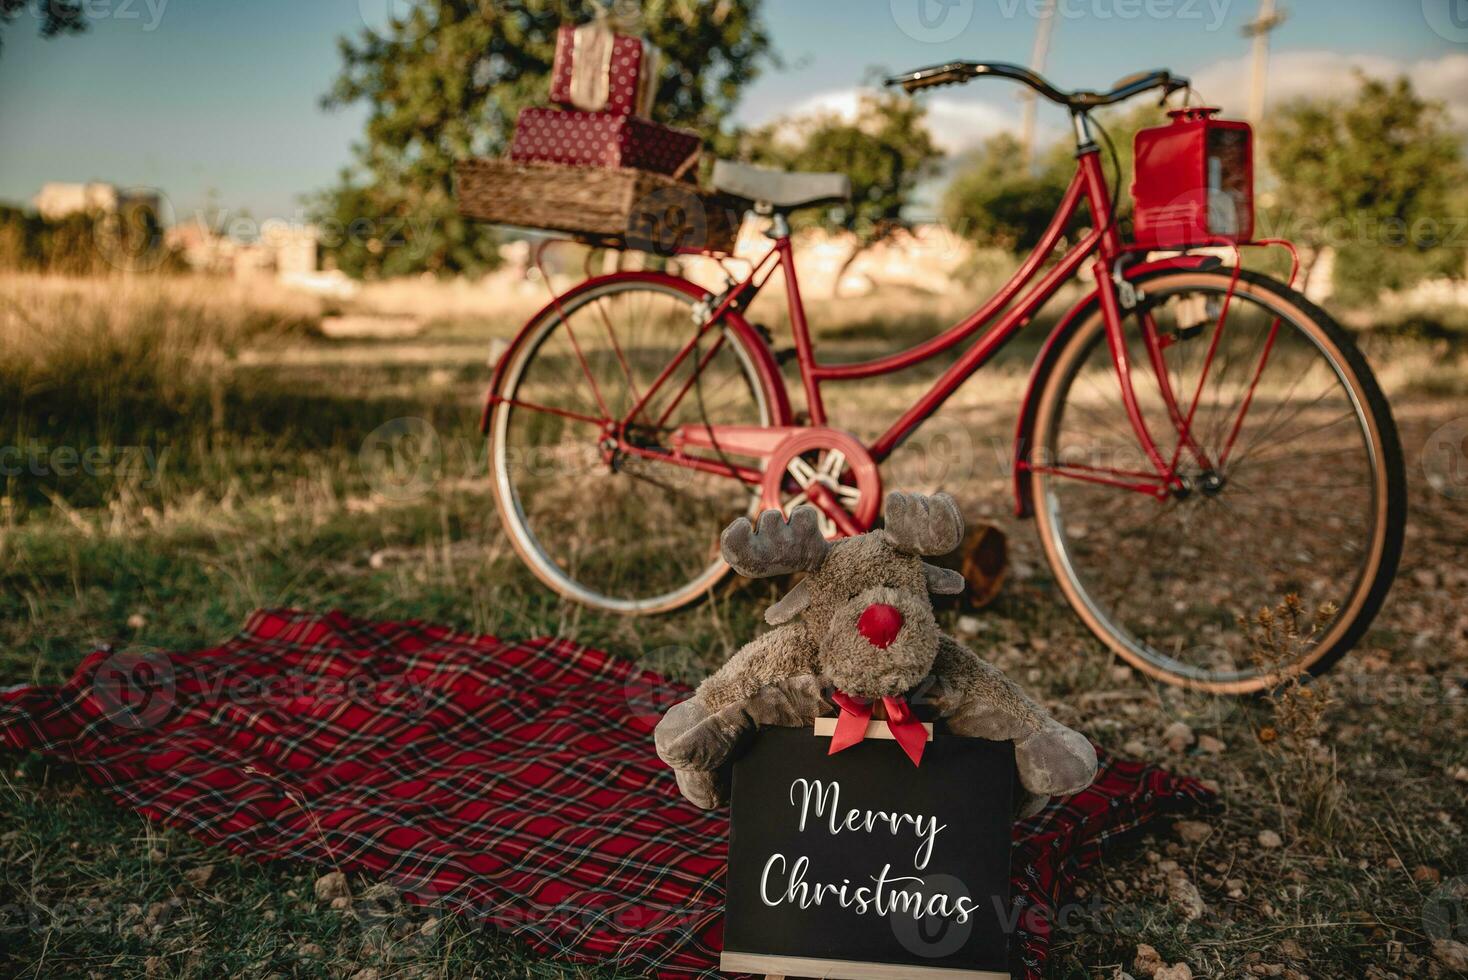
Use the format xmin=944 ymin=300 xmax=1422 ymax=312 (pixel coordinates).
xmin=1034 ymin=275 xmax=1395 ymax=689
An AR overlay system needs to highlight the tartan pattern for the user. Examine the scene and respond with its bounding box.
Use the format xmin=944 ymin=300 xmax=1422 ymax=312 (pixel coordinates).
xmin=0 ymin=609 xmax=1212 ymax=979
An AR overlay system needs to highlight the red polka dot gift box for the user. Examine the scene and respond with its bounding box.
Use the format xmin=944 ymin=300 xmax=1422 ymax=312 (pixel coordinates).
xmin=509 ymin=107 xmax=702 ymax=181
xmin=549 ymin=21 xmax=662 ymax=118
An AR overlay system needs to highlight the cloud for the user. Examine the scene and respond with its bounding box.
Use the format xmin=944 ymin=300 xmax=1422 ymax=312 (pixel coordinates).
xmin=757 ymin=86 xmax=1043 ymax=156
xmin=1191 ymin=50 xmax=1468 ymax=129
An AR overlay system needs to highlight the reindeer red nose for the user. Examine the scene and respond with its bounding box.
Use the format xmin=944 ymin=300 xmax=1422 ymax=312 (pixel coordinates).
xmin=856 ymin=603 xmax=904 ymax=649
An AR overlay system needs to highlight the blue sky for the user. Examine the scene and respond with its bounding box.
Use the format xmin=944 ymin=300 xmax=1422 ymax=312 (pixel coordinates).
xmin=1 ymin=0 xmax=1463 ymax=221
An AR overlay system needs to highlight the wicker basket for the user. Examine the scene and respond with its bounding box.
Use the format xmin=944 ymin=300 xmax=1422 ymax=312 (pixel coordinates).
xmin=455 ymin=158 xmax=744 ymax=255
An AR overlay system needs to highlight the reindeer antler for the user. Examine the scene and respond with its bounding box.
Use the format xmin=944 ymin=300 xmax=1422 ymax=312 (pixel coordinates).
xmin=720 ymin=506 xmax=831 ymax=579
xmin=883 ymin=491 xmax=964 ymax=557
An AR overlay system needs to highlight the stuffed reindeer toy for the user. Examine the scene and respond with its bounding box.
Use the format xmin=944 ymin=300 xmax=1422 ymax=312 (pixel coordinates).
xmin=655 ymin=491 xmax=1097 ymax=818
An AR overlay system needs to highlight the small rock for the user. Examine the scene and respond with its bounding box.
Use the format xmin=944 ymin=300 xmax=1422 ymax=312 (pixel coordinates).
xmin=1155 ymin=964 xmax=1193 ymax=980
xmin=1450 ymin=765 xmax=1468 ymax=783
xmin=955 ymin=615 xmax=982 ymax=636
xmin=331 ymin=896 xmax=352 ymax=910
xmin=1162 ymin=721 xmax=1195 ymax=753
xmin=183 ymin=865 xmax=215 ymax=890
xmin=1166 ymin=869 xmax=1206 ymax=921
xmin=1123 ymin=739 xmax=1148 ymax=757
xmin=1257 ymin=829 xmax=1284 ymax=849
xmin=1134 ymin=943 xmax=1164 ymax=977
xmin=419 ymin=917 xmax=440 ymax=937
xmin=1411 ymin=568 xmax=1439 ymax=589
xmin=1278 ymin=938 xmax=1305 ymax=960
xmin=350 ymin=971 xmax=382 ymax=980
xmin=1434 ymin=940 xmax=1468 ymax=971
xmin=296 ymin=943 xmax=324 ymax=958
xmin=1195 ymin=734 xmax=1226 ymax=755
xmin=369 ymin=550 xmax=391 ymax=570
xmin=127 ymin=613 xmax=148 ymax=630
xmin=314 ymin=871 xmax=349 ymax=902
xmin=1413 ymin=865 xmax=1442 ymax=884
xmin=1174 ymin=820 xmax=1212 ymax=844
xmin=1109 ymin=664 xmax=1133 ymax=683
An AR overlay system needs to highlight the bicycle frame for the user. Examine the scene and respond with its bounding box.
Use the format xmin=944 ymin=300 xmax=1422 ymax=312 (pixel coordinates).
xmin=486 ymin=122 xmax=1288 ymax=529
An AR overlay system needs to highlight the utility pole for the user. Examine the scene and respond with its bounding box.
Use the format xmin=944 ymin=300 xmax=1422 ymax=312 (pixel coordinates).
xmin=1242 ymin=0 xmax=1287 ymax=131
xmin=1019 ymin=0 xmax=1056 ymax=170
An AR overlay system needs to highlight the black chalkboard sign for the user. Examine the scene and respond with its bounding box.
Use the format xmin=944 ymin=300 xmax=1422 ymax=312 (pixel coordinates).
xmin=721 ymin=725 xmax=1015 ymax=980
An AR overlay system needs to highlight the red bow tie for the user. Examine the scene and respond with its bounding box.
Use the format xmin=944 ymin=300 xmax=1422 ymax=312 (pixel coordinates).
xmin=828 ymin=690 xmax=927 ymax=767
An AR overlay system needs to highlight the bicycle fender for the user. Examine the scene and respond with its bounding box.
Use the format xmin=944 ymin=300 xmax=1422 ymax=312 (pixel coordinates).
xmin=1011 ymin=254 xmax=1222 ymax=519
xmin=480 ymin=270 xmax=793 ymax=435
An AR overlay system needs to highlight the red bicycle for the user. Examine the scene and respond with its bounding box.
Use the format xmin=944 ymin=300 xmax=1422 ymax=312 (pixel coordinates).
xmin=484 ymin=62 xmax=1405 ymax=694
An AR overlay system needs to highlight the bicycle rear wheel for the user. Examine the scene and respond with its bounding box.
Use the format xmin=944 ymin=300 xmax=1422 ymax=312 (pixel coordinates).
xmin=489 ymin=276 xmax=782 ymax=614
xmin=1030 ymin=269 xmax=1405 ymax=693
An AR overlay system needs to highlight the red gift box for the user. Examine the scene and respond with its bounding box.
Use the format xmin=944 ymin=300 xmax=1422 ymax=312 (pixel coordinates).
xmin=510 ymin=108 xmax=701 ymax=179
xmin=550 ymin=22 xmax=661 ymax=117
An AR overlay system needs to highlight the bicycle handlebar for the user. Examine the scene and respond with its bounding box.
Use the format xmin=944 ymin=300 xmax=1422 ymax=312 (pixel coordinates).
xmin=885 ymin=61 xmax=1189 ymax=110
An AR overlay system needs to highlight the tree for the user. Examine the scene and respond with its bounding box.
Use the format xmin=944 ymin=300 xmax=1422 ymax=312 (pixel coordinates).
xmin=744 ymin=90 xmax=942 ymax=239
xmin=317 ymin=0 xmax=773 ymax=279
xmin=1266 ymin=75 xmax=1465 ymax=305
xmin=943 ymin=134 xmax=1074 ymax=251
xmin=942 ymin=104 xmax=1165 ymax=253
xmin=0 ymin=0 xmax=84 ymax=55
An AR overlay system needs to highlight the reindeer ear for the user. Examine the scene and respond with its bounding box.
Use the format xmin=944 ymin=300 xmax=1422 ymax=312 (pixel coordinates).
xmin=923 ymin=563 xmax=967 ymax=596
xmin=764 ymin=579 xmax=812 ymax=625
xmin=722 ymin=506 xmax=830 ymax=579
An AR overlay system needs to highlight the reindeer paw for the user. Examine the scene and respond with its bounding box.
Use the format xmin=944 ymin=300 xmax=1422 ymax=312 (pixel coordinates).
xmin=672 ymin=766 xmax=727 ymax=809
xmin=655 ymin=698 xmax=744 ymax=771
xmin=1015 ymin=724 xmax=1098 ymax=798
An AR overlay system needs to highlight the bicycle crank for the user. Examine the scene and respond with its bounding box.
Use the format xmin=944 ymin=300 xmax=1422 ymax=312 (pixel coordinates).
xmin=760 ymin=428 xmax=882 ymax=539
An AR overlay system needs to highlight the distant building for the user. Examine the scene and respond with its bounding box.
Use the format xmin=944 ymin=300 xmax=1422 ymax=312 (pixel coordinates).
xmin=164 ymin=217 xmax=321 ymax=282
xmin=34 ymin=182 xmax=161 ymax=222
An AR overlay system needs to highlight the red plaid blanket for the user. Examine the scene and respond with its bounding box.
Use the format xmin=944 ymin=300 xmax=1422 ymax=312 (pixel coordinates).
xmin=0 ymin=609 xmax=1212 ymax=978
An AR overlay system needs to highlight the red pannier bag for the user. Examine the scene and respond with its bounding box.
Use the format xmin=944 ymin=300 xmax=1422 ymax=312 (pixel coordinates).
xmin=1131 ymin=107 xmax=1254 ymax=249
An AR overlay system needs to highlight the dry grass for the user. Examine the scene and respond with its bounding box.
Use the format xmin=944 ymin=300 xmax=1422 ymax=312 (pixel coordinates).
xmin=0 ymin=270 xmax=1464 ymax=978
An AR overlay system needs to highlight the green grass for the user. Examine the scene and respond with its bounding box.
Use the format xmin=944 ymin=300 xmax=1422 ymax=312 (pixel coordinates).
xmin=2 ymin=272 xmax=1467 ymax=978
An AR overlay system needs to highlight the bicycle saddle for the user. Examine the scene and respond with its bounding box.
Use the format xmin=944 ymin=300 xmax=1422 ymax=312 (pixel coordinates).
xmin=711 ymin=160 xmax=851 ymax=211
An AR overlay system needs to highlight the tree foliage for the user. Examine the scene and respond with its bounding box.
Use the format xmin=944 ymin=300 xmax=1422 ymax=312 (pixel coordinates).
xmin=1265 ymin=75 xmax=1465 ymax=305
xmin=942 ymin=134 xmax=1075 ymax=251
xmin=317 ymin=0 xmax=773 ymax=279
xmin=743 ymin=91 xmax=942 ymax=241
xmin=942 ymin=104 xmax=1165 ymax=252
xmin=0 ymin=0 xmax=84 ymax=55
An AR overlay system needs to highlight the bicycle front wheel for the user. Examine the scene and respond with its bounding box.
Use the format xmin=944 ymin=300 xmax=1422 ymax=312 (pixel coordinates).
xmin=490 ymin=276 xmax=782 ymax=614
xmin=1030 ymin=269 xmax=1405 ymax=694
